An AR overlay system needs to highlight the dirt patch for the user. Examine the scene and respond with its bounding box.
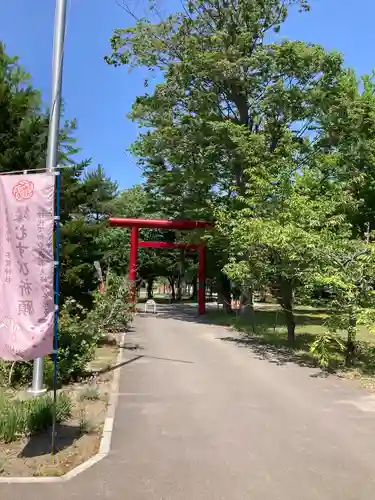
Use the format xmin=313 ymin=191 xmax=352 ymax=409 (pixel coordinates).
xmin=0 ymin=344 xmax=119 ymax=477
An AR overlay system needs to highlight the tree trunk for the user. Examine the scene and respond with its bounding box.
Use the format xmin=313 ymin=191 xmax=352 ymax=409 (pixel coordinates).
xmin=218 ymin=272 xmax=232 ymax=313
xmin=190 ymin=277 xmax=197 ymax=300
xmin=176 ymin=275 xmax=182 ymax=301
xmin=176 ymin=248 xmax=184 ymax=301
xmin=168 ymin=277 xmax=176 ymax=301
xmin=345 ymin=306 xmax=357 ymax=366
xmin=278 ymin=279 xmax=295 ymax=343
xmin=240 ymin=287 xmax=254 ymax=313
xmin=240 ymin=287 xmax=256 ymax=332
xmin=147 ymin=278 xmax=154 ymax=299
xmin=259 ymin=288 xmax=267 ymax=302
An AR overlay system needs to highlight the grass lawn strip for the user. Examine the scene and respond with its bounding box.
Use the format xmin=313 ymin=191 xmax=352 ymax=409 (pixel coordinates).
xmin=207 ymin=304 xmax=375 ymax=388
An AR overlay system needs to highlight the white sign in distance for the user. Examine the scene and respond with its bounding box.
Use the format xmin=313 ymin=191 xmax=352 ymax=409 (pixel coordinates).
xmin=144 ymin=299 xmax=157 ymax=314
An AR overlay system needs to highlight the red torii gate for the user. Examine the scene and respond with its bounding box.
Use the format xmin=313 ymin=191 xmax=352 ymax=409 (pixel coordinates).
xmin=108 ymin=218 xmax=212 ymax=314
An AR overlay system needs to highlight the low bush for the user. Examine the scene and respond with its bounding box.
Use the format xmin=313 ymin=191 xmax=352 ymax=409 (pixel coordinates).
xmin=57 ymin=273 xmax=132 ymax=383
xmin=87 ymin=272 xmax=133 ymax=334
xmin=0 ymin=392 xmax=72 ymax=443
xmin=57 ymin=299 xmax=99 ymax=383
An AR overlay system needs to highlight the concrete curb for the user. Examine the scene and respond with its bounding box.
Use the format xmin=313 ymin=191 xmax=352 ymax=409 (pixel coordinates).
xmin=0 ymin=332 xmax=126 ymax=484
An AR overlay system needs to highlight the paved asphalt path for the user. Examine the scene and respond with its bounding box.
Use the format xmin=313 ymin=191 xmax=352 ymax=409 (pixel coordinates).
xmin=2 ymin=305 xmax=375 ymax=499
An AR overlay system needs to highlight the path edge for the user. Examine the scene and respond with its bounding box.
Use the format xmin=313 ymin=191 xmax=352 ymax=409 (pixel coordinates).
xmin=0 ymin=331 xmax=126 ymax=484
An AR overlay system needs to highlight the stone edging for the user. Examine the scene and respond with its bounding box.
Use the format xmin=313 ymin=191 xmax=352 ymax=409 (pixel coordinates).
xmin=0 ymin=332 xmax=126 ymax=484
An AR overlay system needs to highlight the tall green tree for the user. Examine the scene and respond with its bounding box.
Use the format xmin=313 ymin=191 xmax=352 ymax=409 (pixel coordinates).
xmin=60 ymin=163 xmax=118 ymax=307
xmin=313 ymin=70 xmax=375 ymax=236
xmin=218 ymin=159 xmax=354 ymax=341
xmin=0 ymin=43 xmax=48 ymax=171
xmin=106 ymin=0 xmax=343 ymax=309
xmin=80 ymin=165 xmax=118 ymax=220
xmin=0 ymin=42 xmax=78 ymax=172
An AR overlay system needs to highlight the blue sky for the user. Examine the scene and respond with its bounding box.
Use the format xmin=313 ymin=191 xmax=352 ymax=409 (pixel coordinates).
xmin=0 ymin=0 xmax=374 ymax=189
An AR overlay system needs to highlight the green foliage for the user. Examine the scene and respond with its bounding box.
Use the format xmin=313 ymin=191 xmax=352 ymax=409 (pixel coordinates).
xmin=208 ymin=307 xmax=375 ymax=374
xmin=101 ymin=184 xmax=200 ymax=289
xmin=87 ymin=271 xmax=133 ymax=334
xmin=57 ymin=272 xmax=133 ymax=383
xmin=107 ymin=0 xmax=340 ymax=210
xmin=108 ymin=184 xmax=148 ymax=218
xmin=0 ymin=42 xmax=48 ymax=171
xmin=59 ymin=164 xmax=119 ymax=307
xmin=107 ymin=0 xmax=375 ymax=356
xmin=60 ymin=218 xmax=104 ymax=308
xmin=0 ymin=42 xmax=79 ymax=172
xmin=0 ymin=44 xmax=136 ymax=394
xmin=96 ymin=185 xmax=147 ymax=275
xmin=0 ymin=392 xmax=72 ymax=443
xmin=80 ymin=165 xmax=118 ymax=220
xmin=0 ymin=361 xmax=29 ymax=387
xmin=309 ymin=332 xmax=345 ymax=369
xmin=57 ymin=299 xmax=99 ymax=383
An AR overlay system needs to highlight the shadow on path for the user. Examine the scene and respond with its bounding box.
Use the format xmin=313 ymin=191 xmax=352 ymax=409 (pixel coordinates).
xmin=97 ymin=353 xmax=194 ymax=376
xmin=141 ymin=303 xmax=333 ymax=376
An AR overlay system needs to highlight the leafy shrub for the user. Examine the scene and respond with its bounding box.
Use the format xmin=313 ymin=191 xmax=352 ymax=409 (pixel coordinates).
xmin=87 ymin=272 xmax=133 ymax=334
xmin=0 ymin=392 xmax=72 ymax=443
xmin=56 ymin=299 xmax=99 ymax=383
xmin=310 ymin=331 xmax=345 ymax=369
xmin=57 ymin=273 xmax=132 ymax=383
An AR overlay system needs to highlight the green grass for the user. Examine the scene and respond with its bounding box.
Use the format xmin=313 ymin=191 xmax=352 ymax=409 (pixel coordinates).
xmin=0 ymin=392 xmax=72 ymax=443
xmin=206 ymin=306 xmax=375 ymax=377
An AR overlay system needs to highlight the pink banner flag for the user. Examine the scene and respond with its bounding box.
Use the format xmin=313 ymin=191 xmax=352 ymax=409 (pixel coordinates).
xmin=0 ymin=172 xmax=55 ymax=361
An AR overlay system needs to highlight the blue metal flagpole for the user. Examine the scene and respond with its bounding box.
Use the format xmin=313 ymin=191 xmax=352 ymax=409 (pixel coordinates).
xmin=51 ymin=169 xmax=61 ymax=455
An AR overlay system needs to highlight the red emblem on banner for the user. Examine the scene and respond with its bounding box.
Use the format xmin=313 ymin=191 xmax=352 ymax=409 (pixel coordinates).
xmin=12 ymin=180 xmax=34 ymax=201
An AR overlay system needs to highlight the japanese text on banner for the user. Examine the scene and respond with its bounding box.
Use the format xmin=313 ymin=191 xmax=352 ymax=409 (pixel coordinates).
xmin=0 ymin=173 xmax=55 ymax=361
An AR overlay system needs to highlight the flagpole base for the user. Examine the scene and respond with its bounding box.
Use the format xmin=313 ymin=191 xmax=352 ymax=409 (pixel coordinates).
xmin=29 ymin=357 xmax=46 ymax=396
xmin=27 ymin=387 xmax=47 ymax=396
